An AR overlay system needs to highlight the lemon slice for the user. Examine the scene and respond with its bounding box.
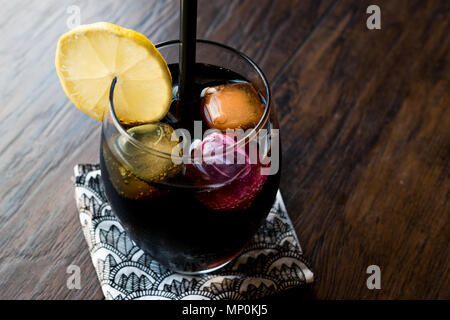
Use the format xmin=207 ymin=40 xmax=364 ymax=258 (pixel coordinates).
xmin=55 ymin=22 xmax=172 ymax=123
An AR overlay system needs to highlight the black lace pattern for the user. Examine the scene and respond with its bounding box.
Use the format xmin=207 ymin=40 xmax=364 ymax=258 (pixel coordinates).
xmin=74 ymin=164 xmax=313 ymax=300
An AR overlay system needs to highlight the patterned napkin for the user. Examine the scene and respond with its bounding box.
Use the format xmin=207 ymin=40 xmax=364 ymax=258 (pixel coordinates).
xmin=74 ymin=164 xmax=313 ymax=300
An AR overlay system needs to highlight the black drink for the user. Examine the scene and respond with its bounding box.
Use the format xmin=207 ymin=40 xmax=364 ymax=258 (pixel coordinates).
xmin=100 ymin=63 xmax=280 ymax=272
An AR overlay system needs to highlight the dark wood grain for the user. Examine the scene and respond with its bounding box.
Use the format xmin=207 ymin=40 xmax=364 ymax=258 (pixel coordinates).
xmin=0 ymin=0 xmax=448 ymax=299
xmin=273 ymin=0 xmax=450 ymax=299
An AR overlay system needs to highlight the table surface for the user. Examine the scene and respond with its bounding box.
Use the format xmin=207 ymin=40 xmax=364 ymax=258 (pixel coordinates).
xmin=0 ymin=0 xmax=448 ymax=300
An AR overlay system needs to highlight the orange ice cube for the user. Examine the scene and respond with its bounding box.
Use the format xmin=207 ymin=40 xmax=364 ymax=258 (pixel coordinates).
xmin=201 ymin=82 xmax=264 ymax=130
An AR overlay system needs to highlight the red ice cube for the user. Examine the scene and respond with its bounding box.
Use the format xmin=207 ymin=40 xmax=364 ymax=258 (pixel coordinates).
xmin=187 ymin=132 xmax=268 ymax=211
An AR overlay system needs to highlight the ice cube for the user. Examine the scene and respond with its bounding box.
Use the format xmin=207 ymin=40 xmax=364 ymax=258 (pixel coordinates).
xmin=115 ymin=122 xmax=182 ymax=182
xmin=186 ymin=132 xmax=268 ymax=210
xmin=200 ymin=82 xmax=264 ymax=130
xmin=190 ymin=132 xmax=250 ymax=185
xmin=103 ymin=154 xmax=167 ymax=200
xmin=195 ymin=163 xmax=268 ymax=211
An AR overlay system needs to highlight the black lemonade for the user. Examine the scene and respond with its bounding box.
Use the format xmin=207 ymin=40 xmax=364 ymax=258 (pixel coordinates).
xmin=100 ymin=63 xmax=280 ymax=272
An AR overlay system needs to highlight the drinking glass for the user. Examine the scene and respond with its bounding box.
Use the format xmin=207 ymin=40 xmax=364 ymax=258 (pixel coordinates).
xmin=100 ymin=40 xmax=281 ymax=274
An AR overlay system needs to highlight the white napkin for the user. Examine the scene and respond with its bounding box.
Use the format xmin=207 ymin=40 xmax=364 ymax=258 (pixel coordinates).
xmin=74 ymin=164 xmax=313 ymax=300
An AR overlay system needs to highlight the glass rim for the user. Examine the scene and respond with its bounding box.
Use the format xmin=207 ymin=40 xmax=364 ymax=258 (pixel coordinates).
xmin=107 ymin=39 xmax=272 ymax=160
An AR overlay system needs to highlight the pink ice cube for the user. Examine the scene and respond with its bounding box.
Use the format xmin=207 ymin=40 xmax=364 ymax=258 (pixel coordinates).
xmin=188 ymin=132 xmax=268 ymax=211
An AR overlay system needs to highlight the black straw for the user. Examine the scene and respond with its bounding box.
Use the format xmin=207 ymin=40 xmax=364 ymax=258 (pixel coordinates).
xmin=179 ymin=0 xmax=197 ymax=109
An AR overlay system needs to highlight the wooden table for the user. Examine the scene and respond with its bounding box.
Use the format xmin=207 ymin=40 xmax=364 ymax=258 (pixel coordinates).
xmin=0 ymin=0 xmax=448 ymax=299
